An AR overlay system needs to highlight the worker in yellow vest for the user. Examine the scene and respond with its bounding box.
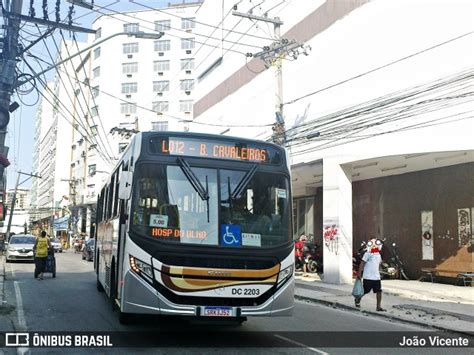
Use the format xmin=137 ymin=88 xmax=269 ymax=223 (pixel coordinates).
xmin=33 ymin=230 xmax=52 ymax=280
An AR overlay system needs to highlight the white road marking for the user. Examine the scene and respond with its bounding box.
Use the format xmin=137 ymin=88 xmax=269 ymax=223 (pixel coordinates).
xmin=13 ymin=281 xmax=26 ymax=330
xmin=9 ymin=262 xmax=15 ymax=278
xmin=273 ymin=334 xmax=330 ymax=354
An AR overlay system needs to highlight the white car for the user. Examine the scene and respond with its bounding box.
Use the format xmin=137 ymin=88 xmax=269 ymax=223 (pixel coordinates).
xmin=51 ymin=238 xmax=63 ymax=253
xmin=6 ymin=234 xmax=36 ymax=262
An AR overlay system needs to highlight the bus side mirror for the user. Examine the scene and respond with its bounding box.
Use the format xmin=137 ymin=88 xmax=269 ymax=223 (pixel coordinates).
xmin=118 ymin=171 xmax=133 ymax=200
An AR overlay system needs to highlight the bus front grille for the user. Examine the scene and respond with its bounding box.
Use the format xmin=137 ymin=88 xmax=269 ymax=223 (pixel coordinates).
xmin=153 ymin=280 xmax=275 ymax=306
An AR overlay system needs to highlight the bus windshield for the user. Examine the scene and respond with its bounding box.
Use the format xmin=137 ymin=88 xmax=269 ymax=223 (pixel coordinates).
xmin=131 ymin=163 xmax=291 ymax=248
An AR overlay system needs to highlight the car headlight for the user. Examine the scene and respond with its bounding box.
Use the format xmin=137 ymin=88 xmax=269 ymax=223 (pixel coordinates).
xmin=277 ymin=265 xmax=293 ymax=287
xmin=129 ymin=255 xmax=153 ymax=281
xmin=8 ymin=247 xmax=16 ymax=252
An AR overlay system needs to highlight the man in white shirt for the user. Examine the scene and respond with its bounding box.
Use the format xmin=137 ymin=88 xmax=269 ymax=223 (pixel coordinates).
xmin=355 ymin=238 xmax=386 ymax=311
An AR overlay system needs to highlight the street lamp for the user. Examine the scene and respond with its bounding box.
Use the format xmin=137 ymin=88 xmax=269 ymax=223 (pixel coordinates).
xmin=15 ymin=31 xmax=165 ymax=88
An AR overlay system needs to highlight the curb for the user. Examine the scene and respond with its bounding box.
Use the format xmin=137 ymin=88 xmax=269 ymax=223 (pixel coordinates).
xmin=295 ymin=294 xmax=473 ymax=337
xmin=0 ymin=255 xmax=5 ymax=305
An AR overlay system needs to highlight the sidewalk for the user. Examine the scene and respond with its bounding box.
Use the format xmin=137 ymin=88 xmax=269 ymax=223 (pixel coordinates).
xmin=295 ymin=272 xmax=474 ymax=334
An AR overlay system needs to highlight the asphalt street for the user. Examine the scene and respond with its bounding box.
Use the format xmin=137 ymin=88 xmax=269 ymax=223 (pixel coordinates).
xmin=0 ymin=251 xmax=471 ymax=354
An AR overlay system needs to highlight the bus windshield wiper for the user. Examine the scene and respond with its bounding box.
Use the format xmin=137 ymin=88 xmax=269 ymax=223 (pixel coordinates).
xmin=177 ymin=158 xmax=210 ymax=222
xmin=231 ymin=164 xmax=258 ymax=200
xmin=177 ymin=158 xmax=209 ymax=201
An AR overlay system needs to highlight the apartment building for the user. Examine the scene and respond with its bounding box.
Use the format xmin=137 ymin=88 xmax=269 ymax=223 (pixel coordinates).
xmin=30 ymin=2 xmax=203 ymax=238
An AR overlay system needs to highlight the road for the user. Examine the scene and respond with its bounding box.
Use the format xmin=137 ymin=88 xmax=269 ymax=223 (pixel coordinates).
xmin=0 ymin=251 xmax=470 ymax=354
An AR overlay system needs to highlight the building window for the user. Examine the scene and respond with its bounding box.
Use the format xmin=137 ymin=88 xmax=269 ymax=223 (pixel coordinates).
xmin=181 ymin=58 xmax=194 ymax=70
xmin=121 ymin=82 xmax=138 ymax=94
xmin=93 ymin=47 xmax=101 ymax=59
xmin=120 ymin=102 xmax=137 ymax=114
xmin=293 ymin=197 xmax=314 ymax=237
xmin=155 ymin=20 xmax=170 ymax=32
xmin=180 ymin=79 xmax=194 ymax=91
xmin=153 ymin=60 xmax=170 ymax=72
xmin=88 ymin=164 xmax=97 ymax=176
xmin=152 ymin=121 xmax=168 ymax=131
xmin=181 ymin=18 xmax=195 ymax=30
xmin=123 ymin=42 xmax=139 ymax=54
xmin=154 ymin=40 xmax=170 ymax=52
xmin=92 ymin=86 xmax=99 ymax=98
xmin=152 ymin=101 xmax=169 ymax=113
xmin=181 ymin=38 xmax=195 ymax=50
xmin=95 ymin=28 xmax=102 ymax=40
xmin=179 ymin=100 xmax=193 ymax=112
xmin=122 ymin=62 xmax=138 ymax=74
xmin=123 ymin=23 xmax=139 ymax=33
xmin=92 ymin=67 xmax=100 ymax=78
xmin=153 ymin=81 xmax=169 ymax=92
xmin=91 ymin=106 xmax=99 ymax=117
xmin=118 ymin=143 xmax=128 ymax=153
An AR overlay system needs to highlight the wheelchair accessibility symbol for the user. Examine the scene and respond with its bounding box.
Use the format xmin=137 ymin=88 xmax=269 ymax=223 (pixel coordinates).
xmin=221 ymin=224 xmax=241 ymax=246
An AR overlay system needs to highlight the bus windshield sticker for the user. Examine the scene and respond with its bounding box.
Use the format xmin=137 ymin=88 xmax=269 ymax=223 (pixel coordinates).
xmin=150 ymin=214 xmax=168 ymax=228
xmin=276 ymin=188 xmax=287 ymax=199
xmin=242 ymin=233 xmax=261 ymax=247
xmin=220 ymin=224 xmax=242 ymax=247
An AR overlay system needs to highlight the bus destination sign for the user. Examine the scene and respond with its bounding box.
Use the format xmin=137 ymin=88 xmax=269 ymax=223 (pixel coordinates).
xmin=149 ymin=137 xmax=282 ymax=164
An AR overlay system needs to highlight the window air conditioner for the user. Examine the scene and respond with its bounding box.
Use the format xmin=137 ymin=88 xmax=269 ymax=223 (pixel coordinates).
xmin=185 ymin=90 xmax=191 ymax=95
xmin=126 ymin=94 xmax=132 ymax=98
xmin=157 ymin=92 xmax=163 ymax=96
xmin=185 ymin=70 xmax=191 ymax=74
xmin=186 ymin=50 xmax=192 ymax=54
xmin=126 ymin=74 xmax=132 ymax=78
xmin=158 ymin=52 xmax=164 ymax=56
xmin=127 ymin=54 xmax=133 ymax=59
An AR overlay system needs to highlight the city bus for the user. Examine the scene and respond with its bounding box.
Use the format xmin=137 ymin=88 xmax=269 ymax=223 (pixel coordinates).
xmin=95 ymin=132 xmax=294 ymax=324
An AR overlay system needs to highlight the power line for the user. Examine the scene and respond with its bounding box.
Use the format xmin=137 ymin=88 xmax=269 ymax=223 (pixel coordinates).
xmin=90 ymin=4 xmax=259 ymax=54
xmin=36 ymin=26 xmax=115 ymax=166
xmin=129 ymin=0 xmax=275 ymax=41
xmin=22 ymin=55 xmax=115 ymax=168
xmin=59 ymin=29 xmax=116 ymax=162
xmin=283 ymin=31 xmax=474 ymax=106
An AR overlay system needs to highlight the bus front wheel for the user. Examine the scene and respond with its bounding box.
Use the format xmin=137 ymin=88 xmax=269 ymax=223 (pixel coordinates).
xmin=118 ymin=311 xmax=133 ymax=325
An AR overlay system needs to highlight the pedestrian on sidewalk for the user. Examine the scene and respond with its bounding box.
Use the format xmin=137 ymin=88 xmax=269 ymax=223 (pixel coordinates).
xmin=33 ymin=230 xmax=51 ymax=280
xmin=355 ymin=238 xmax=386 ymax=311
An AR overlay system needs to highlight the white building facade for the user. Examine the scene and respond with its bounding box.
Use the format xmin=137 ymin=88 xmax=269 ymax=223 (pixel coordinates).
xmin=31 ymin=2 xmax=204 ymax=238
xmin=192 ymin=0 xmax=474 ymax=283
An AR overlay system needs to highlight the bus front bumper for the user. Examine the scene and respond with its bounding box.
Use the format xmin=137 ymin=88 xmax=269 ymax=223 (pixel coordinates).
xmin=121 ymin=270 xmax=294 ymax=317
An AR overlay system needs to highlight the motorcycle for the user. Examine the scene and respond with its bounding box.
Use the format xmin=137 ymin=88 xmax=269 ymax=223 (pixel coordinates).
xmin=386 ymin=242 xmax=409 ymax=280
xmin=302 ymin=241 xmax=322 ymax=273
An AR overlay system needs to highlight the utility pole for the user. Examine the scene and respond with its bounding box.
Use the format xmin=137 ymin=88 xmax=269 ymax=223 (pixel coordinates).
xmin=233 ymin=10 xmax=311 ymax=146
xmin=0 ymin=1 xmax=23 ymax=193
xmin=5 ymin=171 xmax=41 ymax=241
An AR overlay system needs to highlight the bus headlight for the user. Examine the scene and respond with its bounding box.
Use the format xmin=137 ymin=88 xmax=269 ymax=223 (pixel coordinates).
xmin=129 ymin=256 xmax=153 ymax=280
xmin=277 ymin=265 xmax=293 ymax=287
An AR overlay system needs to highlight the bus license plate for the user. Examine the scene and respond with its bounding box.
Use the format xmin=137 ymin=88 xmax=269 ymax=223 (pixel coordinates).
xmin=202 ymin=306 xmax=233 ymax=317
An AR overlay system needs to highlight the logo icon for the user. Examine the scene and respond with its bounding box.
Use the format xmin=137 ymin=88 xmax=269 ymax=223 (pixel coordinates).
xmin=5 ymin=333 xmax=29 ymax=347
xmin=221 ymin=224 xmax=241 ymax=246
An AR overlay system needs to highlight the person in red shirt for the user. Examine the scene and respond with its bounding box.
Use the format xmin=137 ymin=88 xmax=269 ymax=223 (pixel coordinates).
xmin=295 ymin=234 xmax=307 ymax=272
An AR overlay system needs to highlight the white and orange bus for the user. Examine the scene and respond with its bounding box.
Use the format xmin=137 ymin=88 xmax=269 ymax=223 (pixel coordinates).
xmin=95 ymin=132 xmax=294 ymax=324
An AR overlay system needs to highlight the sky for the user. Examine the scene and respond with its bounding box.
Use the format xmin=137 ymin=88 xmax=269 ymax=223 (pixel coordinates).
xmin=5 ymin=0 xmax=188 ymax=190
